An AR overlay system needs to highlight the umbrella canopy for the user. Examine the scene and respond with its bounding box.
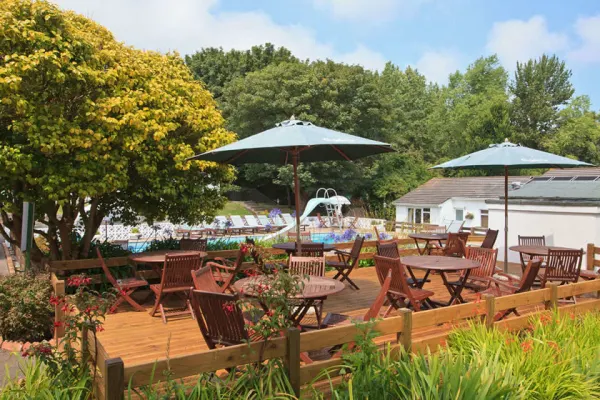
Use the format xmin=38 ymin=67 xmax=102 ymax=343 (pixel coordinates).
xmin=190 ymin=118 xmax=394 ymax=251
xmin=195 ymin=119 xmax=393 ymax=165
xmin=432 ymin=140 xmax=592 ymax=271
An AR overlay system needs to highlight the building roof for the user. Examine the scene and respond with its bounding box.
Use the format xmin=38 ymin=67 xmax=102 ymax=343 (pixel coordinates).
xmin=507 ymin=180 xmax=600 ymax=201
xmin=393 ymin=176 xmax=525 ymax=206
xmin=542 ymin=167 xmax=600 ymax=178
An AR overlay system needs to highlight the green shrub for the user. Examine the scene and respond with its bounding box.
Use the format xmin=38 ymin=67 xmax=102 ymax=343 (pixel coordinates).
xmin=0 ymin=273 xmax=53 ymax=342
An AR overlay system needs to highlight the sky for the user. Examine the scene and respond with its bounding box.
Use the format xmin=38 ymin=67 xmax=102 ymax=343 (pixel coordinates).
xmin=53 ymin=0 xmax=600 ymax=108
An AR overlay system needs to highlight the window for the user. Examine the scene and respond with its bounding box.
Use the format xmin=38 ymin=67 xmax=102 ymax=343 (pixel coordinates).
xmin=407 ymin=207 xmax=431 ymax=224
xmin=480 ymin=209 xmax=489 ymax=228
xmin=455 ymin=209 xmax=464 ymax=221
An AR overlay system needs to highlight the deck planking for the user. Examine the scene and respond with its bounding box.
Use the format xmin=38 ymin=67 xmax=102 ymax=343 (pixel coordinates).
xmin=97 ymin=263 xmax=560 ymax=367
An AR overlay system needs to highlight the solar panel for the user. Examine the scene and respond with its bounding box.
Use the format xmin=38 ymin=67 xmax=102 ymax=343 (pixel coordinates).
xmin=531 ymin=177 xmax=551 ymax=181
xmin=551 ymin=176 xmax=573 ymax=181
xmin=574 ymin=176 xmax=599 ymax=181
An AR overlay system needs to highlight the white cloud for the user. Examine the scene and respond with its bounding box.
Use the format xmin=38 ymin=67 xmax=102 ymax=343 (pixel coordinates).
xmin=52 ymin=0 xmax=385 ymax=70
xmin=312 ymin=0 xmax=429 ymax=22
xmin=486 ymin=15 xmax=569 ymax=68
xmin=415 ymin=50 xmax=460 ymax=84
xmin=568 ymin=15 xmax=600 ymax=64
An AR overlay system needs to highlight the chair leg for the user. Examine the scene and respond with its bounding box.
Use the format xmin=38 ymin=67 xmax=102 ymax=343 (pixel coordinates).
xmin=159 ymin=304 xmax=167 ymax=324
xmin=109 ymin=296 xmax=126 ymax=314
xmin=188 ymin=300 xmax=195 ymax=320
xmin=150 ymin=293 xmax=161 ymax=317
xmin=344 ymin=274 xmax=360 ymax=290
xmin=122 ymin=289 xmax=146 ymax=312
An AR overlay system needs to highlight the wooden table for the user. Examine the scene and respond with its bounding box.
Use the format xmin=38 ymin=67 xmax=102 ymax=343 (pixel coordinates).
xmin=272 ymin=242 xmax=336 ymax=255
xmin=234 ymin=275 xmax=345 ymax=327
xmin=508 ymin=245 xmax=577 ymax=257
xmin=129 ymin=250 xmax=207 ymax=264
xmin=408 ymin=233 xmax=448 ymax=255
xmin=402 ymin=255 xmax=480 ymax=306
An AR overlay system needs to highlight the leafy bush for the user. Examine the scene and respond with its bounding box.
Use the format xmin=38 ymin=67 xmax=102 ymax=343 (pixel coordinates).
xmin=144 ymin=237 xmax=180 ymax=252
xmin=0 ymin=273 xmax=53 ymax=342
xmin=87 ymin=240 xmax=130 ymax=258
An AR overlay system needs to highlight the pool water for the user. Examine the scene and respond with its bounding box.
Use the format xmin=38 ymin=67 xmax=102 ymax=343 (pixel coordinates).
xmin=127 ymin=231 xmax=361 ymax=253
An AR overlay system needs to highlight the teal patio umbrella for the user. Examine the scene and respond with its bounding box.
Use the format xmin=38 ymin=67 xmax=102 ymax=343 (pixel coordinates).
xmin=190 ymin=118 xmax=394 ymax=251
xmin=432 ymin=140 xmax=592 ymax=271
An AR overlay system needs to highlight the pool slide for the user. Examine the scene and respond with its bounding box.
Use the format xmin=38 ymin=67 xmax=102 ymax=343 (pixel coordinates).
xmin=261 ymin=195 xmax=350 ymax=240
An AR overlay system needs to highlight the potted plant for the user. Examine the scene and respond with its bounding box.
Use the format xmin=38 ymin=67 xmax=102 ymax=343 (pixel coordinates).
xmin=130 ymin=227 xmax=142 ymax=240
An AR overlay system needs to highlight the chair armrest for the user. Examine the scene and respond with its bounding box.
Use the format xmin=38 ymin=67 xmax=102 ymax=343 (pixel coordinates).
xmin=213 ymin=257 xmax=234 ymax=267
xmin=205 ymin=262 xmax=236 ymax=272
xmin=493 ymin=271 xmax=520 ymax=284
xmin=335 ymin=250 xmax=351 ymax=256
xmin=489 ymin=277 xmax=517 ymax=291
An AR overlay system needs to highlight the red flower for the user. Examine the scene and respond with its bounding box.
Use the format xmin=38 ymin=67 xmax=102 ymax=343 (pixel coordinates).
xmin=67 ymin=276 xmax=92 ymax=287
xmin=240 ymin=244 xmax=249 ymax=254
xmin=521 ymin=340 xmax=533 ymax=353
xmin=49 ymin=295 xmax=62 ymax=306
xmin=547 ymin=341 xmax=559 ymax=350
xmin=21 ymin=351 xmax=29 ymax=358
xmin=96 ymin=325 xmax=105 ymax=332
xmin=266 ymin=310 xmax=274 ymax=317
xmin=222 ymin=302 xmax=235 ymax=313
xmin=53 ymin=321 xmax=63 ymax=328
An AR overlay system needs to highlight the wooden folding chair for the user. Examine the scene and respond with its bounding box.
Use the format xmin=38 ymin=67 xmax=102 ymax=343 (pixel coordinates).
xmin=316 ymin=213 xmax=329 ymax=228
xmin=294 ymin=242 xmax=324 ymax=257
xmin=205 ymin=249 xmax=245 ymax=293
xmin=288 ymin=256 xmax=325 ymax=276
xmin=192 ymin=266 xmax=225 ymax=293
xmin=448 ymin=247 xmax=498 ymax=293
xmin=376 ymin=240 xmax=429 ymax=288
xmin=288 ymin=231 xmax=312 ymax=242
xmin=346 ymin=217 xmax=359 ymax=229
xmin=150 ymin=253 xmax=203 ymax=323
xmin=374 ymin=255 xmax=434 ymax=314
xmin=430 ymin=232 xmax=468 ymax=257
xmin=482 ymin=259 xmax=542 ymax=320
xmin=328 ymin=235 xmax=364 ymax=289
xmin=480 ymin=229 xmax=499 ymax=249
xmin=518 ymin=235 xmax=546 ymax=272
xmin=96 ymin=248 xmax=148 ymax=313
xmin=541 ymin=249 xmax=583 ymax=302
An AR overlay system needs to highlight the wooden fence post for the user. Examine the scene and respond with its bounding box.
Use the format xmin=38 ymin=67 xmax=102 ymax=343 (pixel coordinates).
xmin=397 ymin=308 xmax=412 ymax=353
xmin=484 ymin=294 xmax=495 ymax=328
xmin=104 ymin=358 xmax=125 ymax=400
xmin=545 ymin=282 xmax=559 ymax=309
xmin=51 ymin=273 xmax=66 ymax=339
xmin=587 ymin=243 xmax=595 ymax=271
xmin=285 ymin=327 xmax=301 ymax=397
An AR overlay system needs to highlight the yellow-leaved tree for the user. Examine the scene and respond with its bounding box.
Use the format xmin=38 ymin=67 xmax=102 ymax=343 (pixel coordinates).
xmin=0 ymin=0 xmax=236 ymax=261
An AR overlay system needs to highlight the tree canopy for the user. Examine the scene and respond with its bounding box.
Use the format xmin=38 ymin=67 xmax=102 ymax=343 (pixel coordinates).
xmin=0 ymin=0 xmax=235 ymax=260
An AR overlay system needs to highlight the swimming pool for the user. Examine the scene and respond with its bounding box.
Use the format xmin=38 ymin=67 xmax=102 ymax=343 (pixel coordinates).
xmin=127 ymin=231 xmax=368 ymax=253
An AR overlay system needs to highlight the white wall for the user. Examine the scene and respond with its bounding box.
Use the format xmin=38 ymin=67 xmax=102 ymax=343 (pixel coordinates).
xmin=488 ymin=202 xmax=600 ymax=268
xmin=396 ymin=198 xmax=492 ymax=227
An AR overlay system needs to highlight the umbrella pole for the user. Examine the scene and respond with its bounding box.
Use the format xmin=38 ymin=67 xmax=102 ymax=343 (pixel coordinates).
xmin=292 ymin=151 xmax=302 ymax=255
xmin=504 ymin=166 xmax=508 ymax=272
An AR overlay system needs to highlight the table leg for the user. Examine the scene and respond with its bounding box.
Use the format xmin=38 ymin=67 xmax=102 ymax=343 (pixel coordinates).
xmin=413 ymin=238 xmax=425 ymax=255
xmin=406 ymin=266 xmax=430 ymax=289
xmin=291 ymin=299 xmax=316 ymax=327
xmin=441 ymin=269 xmax=470 ymax=306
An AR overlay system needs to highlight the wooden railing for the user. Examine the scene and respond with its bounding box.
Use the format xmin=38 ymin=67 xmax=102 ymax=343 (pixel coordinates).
xmin=587 ymin=243 xmax=600 ymax=271
xmin=85 ymin=277 xmax=600 ymax=399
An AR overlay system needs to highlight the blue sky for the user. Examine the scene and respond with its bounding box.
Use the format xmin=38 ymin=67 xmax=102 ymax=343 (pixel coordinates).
xmin=54 ymin=0 xmax=600 ymax=107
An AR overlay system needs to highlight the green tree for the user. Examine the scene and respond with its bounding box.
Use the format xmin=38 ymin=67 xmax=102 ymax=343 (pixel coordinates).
xmin=185 ymin=44 xmax=298 ymax=100
xmin=546 ymin=96 xmax=600 ymax=164
xmin=0 ymin=0 xmax=235 ymax=261
xmin=510 ymin=54 xmax=575 ymax=148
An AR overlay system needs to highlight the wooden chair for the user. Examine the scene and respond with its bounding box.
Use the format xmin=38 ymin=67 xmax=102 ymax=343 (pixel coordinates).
xmin=294 ymin=242 xmax=324 ymax=257
xmin=518 ymin=235 xmax=546 ymax=272
xmin=346 ymin=217 xmax=359 ymax=229
xmin=288 ymin=256 xmax=325 ymax=276
xmin=541 ymin=249 xmax=583 ymax=289
xmin=191 ymin=266 xmax=225 ymax=293
xmin=150 ymin=253 xmax=203 ymax=323
xmin=180 ymin=238 xmax=208 ymax=252
xmin=375 ymin=240 xmax=429 ymax=288
xmin=374 ymin=255 xmax=434 ymax=313
xmin=431 ymin=232 xmax=468 ymax=257
xmin=288 ymin=231 xmax=312 ymax=242
xmin=482 ymin=259 xmax=542 ymax=320
xmin=480 ymin=229 xmax=499 ymax=249
xmin=96 ymin=248 xmax=148 ymax=313
xmin=448 ymin=247 xmax=498 ymax=293
xmin=328 ymin=235 xmax=364 ymax=290
xmin=205 ymin=249 xmax=245 ymax=293
xmin=316 ymin=213 xmax=329 ymax=228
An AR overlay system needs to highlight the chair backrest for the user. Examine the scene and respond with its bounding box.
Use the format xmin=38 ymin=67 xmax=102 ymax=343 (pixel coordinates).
xmin=544 ymin=249 xmax=583 ymax=284
xmin=229 ymin=215 xmax=246 ymax=227
xmin=257 ymin=215 xmax=272 ymax=226
xmin=349 ymin=235 xmax=365 ymax=262
xmin=518 ymin=235 xmax=546 ymax=246
xmin=481 ymin=229 xmax=499 ymax=249
xmin=465 ymin=246 xmax=498 ymax=278
xmin=96 ymin=248 xmax=121 ymax=289
xmin=517 ymin=259 xmax=543 ymax=293
xmin=376 ymin=240 xmax=400 ymax=258
xmin=294 ymin=242 xmax=324 ymax=257
xmin=444 ymin=233 xmax=468 ymax=257
xmin=374 ymin=255 xmax=411 ymax=297
xmin=288 ymin=231 xmax=312 ymax=242
xmin=244 ymin=215 xmax=260 ymax=226
xmin=446 ymin=220 xmax=464 ymax=233
xmin=180 ymin=238 xmax=208 ymax=252
xmin=160 ymin=253 xmax=203 ymax=290
xmin=189 ymin=290 xmax=248 ymax=348
xmin=363 ymin=270 xmax=392 ymax=321
xmin=281 ymin=213 xmax=295 ymax=224
xmin=273 ymin=215 xmax=287 ymax=227
xmin=214 ymin=216 xmax=229 ymax=228
xmin=191 ymin=266 xmax=223 ymax=292
xmin=288 ymin=256 xmax=325 ymax=276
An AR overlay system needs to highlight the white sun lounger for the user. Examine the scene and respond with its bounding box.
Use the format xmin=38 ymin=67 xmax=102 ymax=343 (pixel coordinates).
xmin=257 ymin=215 xmax=274 ymax=229
xmin=244 ymin=215 xmax=265 ymax=232
xmin=230 ymin=215 xmax=257 ymax=233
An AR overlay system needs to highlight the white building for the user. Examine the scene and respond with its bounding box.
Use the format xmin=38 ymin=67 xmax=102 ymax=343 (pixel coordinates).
xmin=393 ymin=176 xmax=524 ymax=228
xmin=488 ymin=168 xmax=600 ymax=268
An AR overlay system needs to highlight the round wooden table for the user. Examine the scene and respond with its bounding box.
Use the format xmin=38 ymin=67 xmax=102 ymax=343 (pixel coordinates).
xmin=408 ymin=233 xmax=448 ymax=255
xmin=272 ymin=242 xmax=336 ymax=255
xmin=129 ymin=250 xmax=207 ymax=264
xmin=234 ymin=275 xmax=344 ymax=327
xmin=402 ymin=255 xmax=480 ymax=306
xmin=508 ymin=245 xmax=575 ymax=257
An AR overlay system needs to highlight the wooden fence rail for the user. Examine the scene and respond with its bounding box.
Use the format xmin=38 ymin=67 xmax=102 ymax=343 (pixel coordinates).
xmin=88 ymin=278 xmax=600 ymax=398
xmin=587 ymin=243 xmax=600 ymax=271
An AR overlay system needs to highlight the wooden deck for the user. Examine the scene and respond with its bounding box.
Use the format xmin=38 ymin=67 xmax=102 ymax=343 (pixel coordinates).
xmin=96 ymin=263 xmax=552 ymax=367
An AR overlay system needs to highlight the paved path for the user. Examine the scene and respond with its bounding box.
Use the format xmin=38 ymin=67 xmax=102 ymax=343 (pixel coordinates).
xmin=0 ymin=350 xmax=22 ymax=385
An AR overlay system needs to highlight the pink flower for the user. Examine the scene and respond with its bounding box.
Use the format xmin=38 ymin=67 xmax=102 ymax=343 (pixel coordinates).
xmin=222 ymin=302 xmax=234 ymax=313
xmin=53 ymin=321 xmax=62 ymax=328
xmin=96 ymin=325 xmax=105 ymax=332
